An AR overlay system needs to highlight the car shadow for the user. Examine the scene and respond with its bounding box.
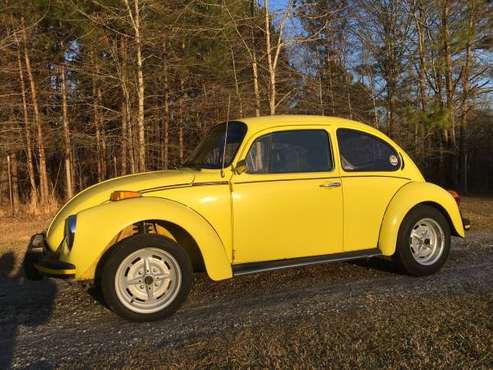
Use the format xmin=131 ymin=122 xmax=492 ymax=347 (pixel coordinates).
xmin=346 ymin=256 xmax=399 ymax=274
xmin=0 ymin=251 xmax=57 ymax=369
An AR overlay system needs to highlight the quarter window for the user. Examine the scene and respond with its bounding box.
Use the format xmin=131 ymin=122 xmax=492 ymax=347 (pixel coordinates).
xmin=337 ymin=129 xmax=400 ymax=172
xmin=246 ymin=130 xmax=332 ymax=174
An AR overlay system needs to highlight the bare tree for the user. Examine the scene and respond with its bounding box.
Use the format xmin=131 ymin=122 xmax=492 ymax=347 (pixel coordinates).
xmin=13 ymin=26 xmax=37 ymax=206
xmin=264 ymin=0 xmax=293 ymax=115
xmin=123 ymin=0 xmax=146 ymax=171
xmin=21 ymin=17 xmax=49 ymax=205
xmin=60 ymin=63 xmax=74 ymax=199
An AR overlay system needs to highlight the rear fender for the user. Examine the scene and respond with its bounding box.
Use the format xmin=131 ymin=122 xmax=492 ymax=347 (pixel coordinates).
xmin=63 ymin=197 xmax=232 ymax=281
xmin=378 ymin=182 xmax=464 ymax=256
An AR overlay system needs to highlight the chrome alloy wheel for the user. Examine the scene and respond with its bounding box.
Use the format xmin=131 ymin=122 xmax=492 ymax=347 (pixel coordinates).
xmin=115 ymin=247 xmax=182 ymax=314
xmin=409 ymin=218 xmax=445 ymax=266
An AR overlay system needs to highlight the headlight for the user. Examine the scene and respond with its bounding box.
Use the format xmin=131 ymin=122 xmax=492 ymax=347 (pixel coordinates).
xmin=65 ymin=215 xmax=77 ymax=249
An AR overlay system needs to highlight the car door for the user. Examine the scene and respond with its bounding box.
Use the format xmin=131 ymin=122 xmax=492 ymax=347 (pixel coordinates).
xmin=335 ymin=128 xmax=411 ymax=251
xmin=231 ymin=126 xmax=343 ymax=264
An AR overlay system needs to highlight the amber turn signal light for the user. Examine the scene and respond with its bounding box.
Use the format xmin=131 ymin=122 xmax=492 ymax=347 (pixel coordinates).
xmin=110 ymin=190 xmax=141 ymax=201
xmin=447 ymin=190 xmax=460 ymax=206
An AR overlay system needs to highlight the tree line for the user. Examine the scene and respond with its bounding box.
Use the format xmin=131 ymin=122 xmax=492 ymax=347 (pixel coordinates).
xmin=0 ymin=0 xmax=492 ymax=215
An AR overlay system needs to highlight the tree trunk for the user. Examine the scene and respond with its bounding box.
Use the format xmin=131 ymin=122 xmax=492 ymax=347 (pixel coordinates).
xmin=342 ymin=55 xmax=353 ymax=119
xmin=413 ymin=0 xmax=427 ymax=156
xmin=363 ymin=48 xmax=378 ymax=126
xmin=14 ymin=28 xmax=37 ymax=206
xmin=124 ymin=0 xmax=146 ymax=171
xmin=387 ymin=83 xmax=395 ymax=137
xmin=11 ymin=154 xmax=19 ymax=210
xmin=414 ymin=0 xmax=427 ymax=112
xmin=458 ymin=0 xmax=475 ymax=193
xmin=264 ymin=0 xmax=276 ymax=115
xmin=60 ymin=64 xmax=74 ymax=199
xmin=179 ymin=40 xmax=185 ymax=163
xmin=120 ymin=36 xmax=134 ymax=174
xmin=162 ymin=59 xmax=170 ymax=169
xmin=179 ymin=75 xmax=184 ymax=163
xmin=92 ymin=56 xmax=106 ymax=182
xmin=252 ymin=52 xmax=261 ymax=117
xmin=7 ymin=154 xmax=19 ymax=215
xmin=134 ymin=0 xmax=146 ymax=172
xmin=230 ymin=46 xmax=243 ymax=117
xmin=121 ymin=100 xmax=128 ymax=175
xmin=326 ymin=53 xmax=335 ymax=115
xmin=21 ymin=16 xmax=49 ymax=205
xmin=250 ymin=0 xmax=261 ymax=117
xmin=442 ymin=0 xmax=456 ymax=147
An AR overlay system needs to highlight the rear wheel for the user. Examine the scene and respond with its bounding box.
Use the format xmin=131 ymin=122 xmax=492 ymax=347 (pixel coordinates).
xmin=101 ymin=234 xmax=192 ymax=321
xmin=393 ymin=205 xmax=451 ymax=276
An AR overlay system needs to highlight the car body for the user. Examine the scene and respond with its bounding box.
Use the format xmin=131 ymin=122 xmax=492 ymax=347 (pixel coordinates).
xmin=25 ymin=115 xmax=470 ymax=321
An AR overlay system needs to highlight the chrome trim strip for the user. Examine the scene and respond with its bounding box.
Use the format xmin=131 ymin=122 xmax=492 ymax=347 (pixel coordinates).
xmin=340 ymin=175 xmax=411 ymax=180
xmin=140 ymin=183 xmax=192 ymax=193
xmin=232 ymin=249 xmax=381 ymax=276
xmin=234 ymin=176 xmax=340 ymax=185
xmin=192 ymin=181 xmax=229 ymax=186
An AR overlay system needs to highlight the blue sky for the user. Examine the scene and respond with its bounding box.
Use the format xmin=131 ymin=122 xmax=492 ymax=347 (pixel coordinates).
xmin=270 ymin=0 xmax=288 ymax=10
xmin=259 ymin=0 xmax=289 ymax=11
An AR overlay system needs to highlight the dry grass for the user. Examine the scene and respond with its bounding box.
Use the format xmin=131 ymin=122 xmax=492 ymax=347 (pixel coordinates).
xmin=121 ymin=291 xmax=493 ymax=369
xmin=0 ymin=214 xmax=50 ymax=279
xmin=461 ymin=196 xmax=493 ymax=233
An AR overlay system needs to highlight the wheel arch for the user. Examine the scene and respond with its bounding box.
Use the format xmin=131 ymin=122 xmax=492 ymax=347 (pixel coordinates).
xmin=68 ymin=197 xmax=232 ymax=281
xmin=378 ymin=182 xmax=464 ymax=256
xmin=419 ymin=201 xmax=460 ymax=237
xmin=95 ymin=219 xmax=206 ymax=285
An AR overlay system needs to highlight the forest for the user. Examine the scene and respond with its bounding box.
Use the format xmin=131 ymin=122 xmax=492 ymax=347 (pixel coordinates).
xmin=0 ymin=0 xmax=492 ymax=215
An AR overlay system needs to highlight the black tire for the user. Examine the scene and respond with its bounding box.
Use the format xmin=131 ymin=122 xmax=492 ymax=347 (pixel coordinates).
xmin=100 ymin=234 xmax=192 ymax=322
xmin=393 ymin=204 xmax=451 ymax=276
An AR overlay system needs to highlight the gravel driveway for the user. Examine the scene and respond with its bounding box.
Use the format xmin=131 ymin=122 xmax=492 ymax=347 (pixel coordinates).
xmin=1 ymin=232 xmax=492 ymax=369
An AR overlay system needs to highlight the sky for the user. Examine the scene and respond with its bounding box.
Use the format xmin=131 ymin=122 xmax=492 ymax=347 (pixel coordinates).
xmin=269 ymin=0 xmax=289 ymax=10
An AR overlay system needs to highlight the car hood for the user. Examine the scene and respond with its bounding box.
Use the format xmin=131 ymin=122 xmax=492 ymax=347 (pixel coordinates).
xmin=45 ymin=169 xmax=196 ymax=251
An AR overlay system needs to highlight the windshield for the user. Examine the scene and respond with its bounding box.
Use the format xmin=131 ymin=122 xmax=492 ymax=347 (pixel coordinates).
xmin=183 ymin=121 xmax=247 ymax=169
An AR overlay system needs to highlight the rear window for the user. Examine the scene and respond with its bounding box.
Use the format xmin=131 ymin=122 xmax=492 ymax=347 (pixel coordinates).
xmin=337 ymin=129 xmax=400 ymax=172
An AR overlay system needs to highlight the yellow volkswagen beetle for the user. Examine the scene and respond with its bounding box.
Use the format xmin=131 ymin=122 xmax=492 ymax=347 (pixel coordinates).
xmin=24 ymin=115 xmax=470 ymax=321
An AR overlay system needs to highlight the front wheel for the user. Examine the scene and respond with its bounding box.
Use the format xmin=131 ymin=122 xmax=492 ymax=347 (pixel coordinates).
xmin=393 ymin=205 xmax=451 ymax=276
xmin=101 ymin=234 xmax=192 ymax=322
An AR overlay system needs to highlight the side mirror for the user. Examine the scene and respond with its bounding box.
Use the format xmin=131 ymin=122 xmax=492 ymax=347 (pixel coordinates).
xmin=234 ymin=159 xmax=247 ymax=175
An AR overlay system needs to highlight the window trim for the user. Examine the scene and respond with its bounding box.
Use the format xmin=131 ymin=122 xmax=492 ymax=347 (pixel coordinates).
xmin=245 ymin=129 xmax=335 ymax=175
xmin=336 ymin=128 xmax=401 ymax=173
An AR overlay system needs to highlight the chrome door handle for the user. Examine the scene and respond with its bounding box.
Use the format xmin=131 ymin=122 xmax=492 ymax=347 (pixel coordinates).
xmin=320 ymin=181 xmax=341 ymax=188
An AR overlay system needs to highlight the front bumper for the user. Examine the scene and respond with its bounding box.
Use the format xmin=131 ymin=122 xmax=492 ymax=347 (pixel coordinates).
xmin=24 ymin=233 xmax=76 ymax=280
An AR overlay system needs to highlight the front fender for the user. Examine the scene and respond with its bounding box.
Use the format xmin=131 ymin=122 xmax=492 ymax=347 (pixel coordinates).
xmin=62 ymin=197 xmax=232 ymax=281
xmin=378 ymin=182 xmax=464 ymax=256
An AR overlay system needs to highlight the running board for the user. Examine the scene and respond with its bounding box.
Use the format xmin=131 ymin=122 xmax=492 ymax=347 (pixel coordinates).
xmin=232 ymin=249 xmax=381 ymax=276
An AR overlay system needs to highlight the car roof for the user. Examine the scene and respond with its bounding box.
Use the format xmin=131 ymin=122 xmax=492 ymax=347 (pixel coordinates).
xmin=237 ymin=115 xmax=377 ymax=134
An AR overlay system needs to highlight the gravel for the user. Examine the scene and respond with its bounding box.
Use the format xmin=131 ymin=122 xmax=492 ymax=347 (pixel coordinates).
xmin=0 ymin=232 xmax=492 ymax=368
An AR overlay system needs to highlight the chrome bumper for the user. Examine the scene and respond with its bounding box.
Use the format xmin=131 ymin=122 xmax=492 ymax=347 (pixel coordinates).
xmin=24 ymin=233 xmax=76 ymax=280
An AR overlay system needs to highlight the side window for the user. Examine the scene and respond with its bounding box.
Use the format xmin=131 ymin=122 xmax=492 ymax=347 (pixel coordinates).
xmin=337 ymin=129 xmax=400 ymax=172
xmin=246 ymin=130 xmax=332 ymax=174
